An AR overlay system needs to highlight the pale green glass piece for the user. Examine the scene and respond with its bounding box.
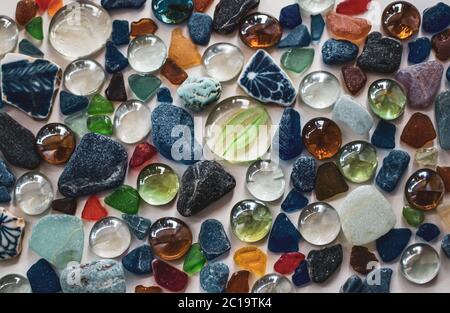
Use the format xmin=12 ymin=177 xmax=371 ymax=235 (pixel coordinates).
xmin=64 ymin=111 xmax=89 ymax=138
xmin=280 ymin=48 xmax=314 ymax=74
xmin=415 ymin=147 xmax=438 ymax=168
xmin=368 ymin=79 xmax=406 ymax=120
xmin=230 ymin=199 xmax=272 ymax=243
xmin=137 ymin=163 xmax=179 ymax=206
xmin=402 ymin=205 xmax=424 ymax=227
xmin=337 ymin=141 xmax=378 ymax=183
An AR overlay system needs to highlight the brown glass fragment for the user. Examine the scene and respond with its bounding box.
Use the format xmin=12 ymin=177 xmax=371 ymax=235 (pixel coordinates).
xmin=239 ymin=13 xmax=283 ymax=49
xmin=350 ymin=246 xmax=378 ymax=275
xmin=161 ymin=58 xmax=188 ymax=85
xmin=315 ymin=162 xmax=349 ymax=201
xmin=36 ymin=123 xmax=76 ymax=165
xmin=437 ymin=166 xmax=450 ymax=193
xmin=400 ymin=112 xmax=437 ymax=148
xmin=432 ymin=28 xmax=450 ymax=61
xmin=381 ymin=1 xmax=421 ymax=40
xmin=51 ymin=198 xmax=77 ymax=215
xmin=131 ymin=18 xmax=158 ymax=37
xmin=225 ymin=270 xmax=250 ymax=293
xmin=105 ymin=72 xmax=127 ymax=102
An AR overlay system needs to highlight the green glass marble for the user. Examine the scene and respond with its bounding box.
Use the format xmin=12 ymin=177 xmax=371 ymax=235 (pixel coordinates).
xmin=230 ymin=199 xmax=272 ymax=243
xmin=87 ymin=93 xmax=114 ymax=115
xmin=337 ymin=141 xmax=378 ymax=183
xmin=137 ymin=163 xmax=179 ymax=206
xmin=402 ymin=205 xmax=425 ymax=227
xmin=368 ymin=79 xmax=406 ymax=121
xmin=26 ymin=17 xmax=43 ymax=41
xmin=104 ymin=185 xmax=140 ymax=215
xmin=128 ymin=74 xmax=161 ymax=102
xmin=64 ymin=111 xmax=89 ymax=138
xmin=280 ymin=48 xmax=314 ymax=74
xmin=87 ymin=115 xmax=113 ymax=135
xmin=183 ymin=243 xmax=206 ymax=275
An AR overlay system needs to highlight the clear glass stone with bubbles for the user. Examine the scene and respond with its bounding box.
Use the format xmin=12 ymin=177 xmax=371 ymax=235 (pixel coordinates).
xmin=14 ymin=172 xmax=53 ymax=216
xmin=63 ymin=59 xmax=106 ymax=96
xmin=89 ymin=217 xmax=131 ymax=258
xmin=202 ymin=43 xmax=245 ymax=82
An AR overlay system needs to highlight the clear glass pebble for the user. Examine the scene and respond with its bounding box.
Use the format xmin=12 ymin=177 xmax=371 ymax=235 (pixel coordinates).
xmin=114 ymin=100 xmax=151 ymax=144
xmin=202 ymin=43 xmax=245 ymax=82
xmin=0 ymin=16 xmax=18 ymax=57
xmin=246 ymin=160 xmax=285 ymax=202
xmin=63 ymin=59 xmax=106 ymax=96
xmin=252 ymin=273 xmax=294 ymax=293
xmin=298 ymin=202 xmax=341 ymax=246
xmin=128 ymin=35 xmax=167 ymax=73
xmin=299 ymin=71 xmax=341 ymax=109
xmin=137 ymin=163 xmax=180 ymax=206
xmin=337 ymin=141 xmax=378 ymax=183
xmin=298 ymin=0 xmax=335 ymax=15
xmin=49 ymin=1 xmax=112 ymax=59
xmin=14 ymin=172 xmax=53 ymax=216
xmin=89 ymin=216 xmax=131 ymax=258
xmin=0 ymin=274 xmax=31 ymax=293
xmin=400 ymin=243 xmax=440 ymax=284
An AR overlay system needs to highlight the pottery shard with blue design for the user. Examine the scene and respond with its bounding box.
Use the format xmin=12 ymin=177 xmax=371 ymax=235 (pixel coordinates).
xmin=60 ymin=259 xmax=126 ymax=293
xmin=0 ymin=207 xmax=25 ymax=260
xmin=1 ymin=53 xmax=61 ymax=120
xmin=238 ymin=49 xmax=297 ymax=107
xmin=177 ymin=77 xmax=222 ymax=112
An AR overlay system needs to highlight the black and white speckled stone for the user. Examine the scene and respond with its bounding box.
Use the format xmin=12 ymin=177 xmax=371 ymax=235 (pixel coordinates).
xmin=213 ymin=0 xmax=260 ymax=34
xmin=58 ymin=133 xmax=128 ymax=198
xmin=307 ymin=244 xmax=343 ymax=283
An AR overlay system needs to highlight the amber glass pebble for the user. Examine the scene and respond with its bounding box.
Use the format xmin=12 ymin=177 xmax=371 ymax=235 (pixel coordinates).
xmin=225 ymin=270 xmax=250 ymax=293
xmin=131 ymin=18 xmax=158 ymax=37
xmin=239 ymin=13 xmax=283 ymax=49
xmin=36 ymin=123 xmax=76 ymax=165
xmin=400 ymin=113 xmax=436 ymax=148
xmin=168 ymin=28 xmax=202 ymax=69
xmin=405 ymin=169 xmax=445 ymax=211
xmin=381 ymin=1 xmax=421 ymax=40
xmin=161 ymin=58 xmax=188 ymax=85
xmin=135 ymin=285 xmax=163 ymax=293
xmin=302 ymin=117 xmax=342 ymax=160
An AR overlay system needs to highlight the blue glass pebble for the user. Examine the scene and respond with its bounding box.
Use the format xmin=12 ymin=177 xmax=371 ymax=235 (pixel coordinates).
xmin=436 ymin=91 xmax=450 ymax=150
xmin=26 ymin=259 xmax=62 ymax=293
xmin=340 ymin=275 xmax=363 ymax=293
xmin=292 ymin=261 xmax=310 ymax=287
xmin=278 ymin=25 xmax=311 ymax=48
xmin=122 ymin=245 xmax=153 ymax=275
xmin=442 ymin=234 xmax=450 ymax=258
xmin=408 ymin=37 xmax=431 ymax=64
xmin=371 ymin=120 xmax=396 ymax=149
xmin=157 ymin=87 xmax=173 ymax=104
xmin=322 ymin=39 xmax=358 ymax=65
xmin=376 ymin=228 xmax=412 ymax=262
xmin=376 ymin=150 xmax=410 ymax=192
xmin=416 ymin=223 xmax=440 ymax=242
xmin=105 ymin=41 xmax=129 ymax=74
xmin=0 ymin=159 xmax=15 ymax=188
xmin=281 ymin=189 xmax=308 ymax=213
xmin=188 ymin=13 xmax=212 ymax=46
xmin=274 ymin=107 xmax=303 ymax=161
xmin=59 ymin=91 xmax=89 ymax=116
xmin=112 ymin=20 xmax=130 ymax=46
xmin=279 ymin=3 xmax=302 ymax=29
xmin=18 ymin=39 xmax=44 ymax=57
xmin=122 ymin=214 xmax=151 ymax=240
xmin=200 ymin=262 xmax=229 ymax=293
xmin=199 ymin=219 xmax=231 ymax=261
xmin=101 ymin=0 xmax=146 ymax=10
xmin=268 ymin=213 xmax=301 ymax=253
xmin=422 ymin=2 xmax=450 ymax=34
xmin=152 ymin=0 xmax=194 ymax=25
xmin=361 ymin=268 xmax=393 ymax=293
xmin=310 ymin=14 xmax=325 ymax=42
xmin=0 ymin=186 xmax=11 ymax=203
xmin=290 ymin=156 xmax=316 ymax=192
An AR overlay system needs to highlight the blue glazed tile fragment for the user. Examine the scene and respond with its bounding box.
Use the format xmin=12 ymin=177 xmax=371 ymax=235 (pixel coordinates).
xmin=268 ymin=213 xmax=301 ymax=253
xmin=322 ymin=39 xmax=358 ymax=65
xmin=422 ymin=2 xmax=450 ymax=34
xmin=122 ymin=214 xmax=151 ymax=240
xmin=188 ymin=13 xmax=212 ymax=46
xmin=18 ymin=39 xmax=44 ymax=57
xmin=310 ymin=14 xmax=325 ymax=42
xmin=340 ymin=275 xmax=363 ymax=293
xmin=199 ymin=219 xmax=231 ymax=261
xmin=408 ymin=37 xmax=431 ymax=64
xmin=112 ymin=20 xmax=130 ymax=46
xmin=278 ymin=25 xmax=311 ymax=48
xmin=105 ymin=41 xmax=129 ymax=74
xmin=101 ymin=0 xmax=146 ymax=10
xmin=59 ymin=91 xmax=89 ymax=116
xmin=376 ymin=150 xmax=410 ymax=192
xmin=279 ymin=3 xmax=302 ymax=29
xmin=376 ymin=228 xmax=412 ymax=262
xmin=27 ymin=259 xmax=62 ymax=293
xmin=292 ymin=261 xmax=310 ymax=287
xmin=291 ymin=156 xmax=316 ymax=192
xmin=122 ymin=245 xmax=153 ymax=275
xmin=442 ymin=234 xmax=450 ymax=258
xmin=361 ymin=268 xmax=392 ymax=293
xmin=274 ymin=107 xmax=302 ymax=161
xmin=416 ymin=223 xmax=440 ymax=242
xmin=200 ymin=262 xmax=229 ymax=293
xmin=371 ymin=120 xmax=396 ymax=149
xmin=281 ymin=189 xmax=308 ymax=213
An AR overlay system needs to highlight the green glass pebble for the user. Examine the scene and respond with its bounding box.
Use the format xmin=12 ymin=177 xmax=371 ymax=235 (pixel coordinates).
xmin=281 ymin=48 xmax=314 ymax=74
xmin=87 ymin=115 xmax=113 ymax=136
xmin=26 ymin=16 xmax=43 ymax=41
xmin=368 ymin=79 xmax=406 ymax=121
xmin=87 ymin=94 xmax=114 ymax=115
xmin=183 ymin=243 xmax=206 ymax=275
xmin=402 ymin=205 xmax=425 ymax=227
xmin=128 ymin=74 xmax=161 ymax=102
xmin=137 ymin=163 xmax=179 ymax=206
xmin=337 ymin=141 xmax=378 ymax=184
xmin=64 ymin=111 xmax=89 ymax=138
xmin=104 ymin=185 xmax=140 ymax=215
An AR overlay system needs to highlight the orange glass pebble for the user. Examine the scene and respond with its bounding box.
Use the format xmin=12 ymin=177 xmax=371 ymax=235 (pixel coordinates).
xmin=194 ymin=0 xmax=213 ymax=12
xmin=405 ymin=169 xmax=445 ymax=211
xmin=437 ymin=166 xmax=450 ymax=192
xmin=36 ymin=123 xmax=76 ymax=165
xmin=400 ymin=112 xmax=436 ymax=148
xmin=239 ymin=13 xmax=283 ymax=49
xmin=302 ymin=117 xmax=342 ymax=160
xmin=135 ymin=285 xmax=163 ymax=293
xmin=382 ymin=1 xmax=421 ymax=40
xmin=161 ymin=58 xmax=188 ymax=85
xmin=131 ymin=18 xmax=158 ymax=37
xmin=326 ymin=12 xmax=372 ymax=43
xmin=225 ymin=270 xmax=250 ymax=293
xmin=169 ymin=28 xmax=202 ymax=69
xmin=233 ymin=246 xmax=267 ymax=277
xmin=48 ymin=0 xmax=63 ymax=17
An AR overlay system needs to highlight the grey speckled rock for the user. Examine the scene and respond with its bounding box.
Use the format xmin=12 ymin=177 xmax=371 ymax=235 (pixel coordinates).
xmin=0 ymin=112 xmax=40 ymax=169
xmin=290 ymin=156 xmax=316 ymax=192
xmin=376 ymin=150 xmax=410 ymax=192
xmin=177 ymin=161 xmax=236 ymax=217
xmin=199 ymin=219 xmax=231 ymax=261
xmin=435 ymin=91 xmax=450 ymax=150
xmin=213 ymin=0 xmax=260 ymax=34
xmin=200 ymin=262 xmax=229 ymax=293
xmin=60 ymin=259 xmax=126 ymax=293
xmin=177 ymin=77 xmax=222 ymax=112
xmin=322 ymin=39 xmax=358 ymax=65
xmin=58 ymin=133 xmax=128 ymax=198
xmin=307 ymin=244 xmax=343 ymax=283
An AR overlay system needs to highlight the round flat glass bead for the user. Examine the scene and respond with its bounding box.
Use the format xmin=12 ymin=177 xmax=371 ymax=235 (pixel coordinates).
xmin=400 ymin=243 xmax=440 ymax=284
xmin=299 ymin=71 xmax=341 ymax=109
xmin=251 ymin=273 xmax=294 ymax=293
xmin=128 ymin=35 xmax=167 ymax=73
xmin=246 ymin=160 xmax=285 ymax=202
xmin=337 ymin=141 xmax=378 ymax=183
xmin=368 ymin=79 xmax=406 ymax=120
xmin=89 ymin=216 xmax=131 ymax=258
xmin=114 ymin=100 xmax=151 ymax=144
xmin=14 ymin=172 xmax=53 ymax=216
xmin=0 ymin=16 xmax=18 ymax=56
xmin=137 ymin=163 xmax=179 ymax=206
xmin=202 ymin=43 xmax=244 ymax=82
xmin=152 ymin=0 xmax=194 ymax=24
xmin=63 ymin=59 xmax=106 ymax=96
xmin=405 ymin=169 xmax=445 ymax=211
xmin=230 ymin=199 xmax=272 ymax=243
xmin=205 ymin=96 xmax=272 ymax=163
xmin=49 ymin=1 xmax=112 ymax=59
xmin=382 ymin=1 xmax=421 ymax=40
xmin=239 ymin=13 xmax=282 ymax=49
xmin=149 ymin=217 xmax=192 ymax=261
xmin=298 ymin=202 xmax=340 ymax=246
xmin=0 ymin=274 xmax=31 ymax=293
xmin=36 ymin=123 xmax=76 ymax=165
xmin=302 ymin=117 xmax=342 ymax=160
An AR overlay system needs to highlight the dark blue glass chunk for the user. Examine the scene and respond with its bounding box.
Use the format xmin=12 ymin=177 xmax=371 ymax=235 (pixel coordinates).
xmin=112 ymin=20 xmax=130 ymax=46
xmin=292 ymin=261 xmax=310 ymax=287
xmin=281 ymin=189 xmax=308 ymax=213
xmin=371 ymin=120 xmax=396 ymax=149
xmin=268 ymin=213 xmax=301 ymax=253
xmin=105 ymin=41 xmax=129 ymax=74
xmin=340 ymin=275 xmax=363 ymax=293
xmin=416 ymin=223 xmax=441 ymax=242
xmin=279 ymin=3 xmax=302 ymax=29
xmin=26 ymin=259 xmax=62 ymax=293
xmin=376 ymin=228 xmax=412 ymax=262
xmin=122 ymin=245 xmax=153 ymax=275
xmin=59 ymin=91 xmax=89 ymax=116
xmin=278 ymin=25 xmax=311 ymax=48
xmin=408 ymin=37 xmax=431 ymax=64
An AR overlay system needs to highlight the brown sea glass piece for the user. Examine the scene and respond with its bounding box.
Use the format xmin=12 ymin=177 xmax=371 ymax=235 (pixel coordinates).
xmin=341 ymin=65 xmax=367 ymax=95
xmin=302 ymin=117 xmax=342 ymax=160
xmin=131 ymin=18 xmax=158 ymax=37
xmin=432 ymin=29 xmax=450 ymax=61
xmin=326 ymin=12 xmax=372 ymax=43
xmin=105 ymin=72 xmax=127 ymax=102
xmin=36 ymin=123 xmax=76 ymax=165
xmin=194 ymin=0 xmax=213 ymax=12
xmin=437 ymin=166 xmax=450 ymax=192
xmin=225 ymin=270 xmax=250 ymax=293
xmin=51 ymin=198 xmax=77 ymax=215
xmin=405 ymin=169 xmax=445 ymax=211
xmin=135 ymin=285 xmax=163 ymax=293
xmin=239 ymin=13 xmax=283 ymax=49
xmin=381 ymin=1 xmax=421 ymax=40
xmin=16 ymin=0 xmax=38 ymax=26
xmin=169 ymin=28 xmax=202 ymax=69
xmin=315 ymin=162 xmax=349 ymax=201
xmin=400 ymin=112 xmax=437 ymax=148
xmin=350 ymin=246 xmax=378 ymax=275
xmin=161 ymin=58 xmax=188 ymax=85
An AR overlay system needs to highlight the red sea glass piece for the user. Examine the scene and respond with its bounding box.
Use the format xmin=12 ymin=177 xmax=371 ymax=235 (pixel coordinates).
xmin=36 ymin=0 xmax=52 ymax=12
xmin=82 ymin=195 xmax=108 ymax=221
xmin=274 ymin=252 xmax=305 ymax=275
xmin=336 ymin=0 xmax=371 ymax=15
xmin=129 ymin=143 xmax=157 ymax=168
xmin=152 ymin=259 xmax=188 ymax=292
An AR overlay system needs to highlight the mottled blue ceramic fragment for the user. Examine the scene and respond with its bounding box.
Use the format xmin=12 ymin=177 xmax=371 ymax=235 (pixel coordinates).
xmin=200 ymin=262 xmax=229 ymax=293
xmin=278 ymin=25 xmax=311 ymax=48
xmin=417 ymin=223 xmax=441 ymax=242
xmin=322 ymin=39 xmax=358 ymax=65
xmin=310 ymin=14 xmax=325 ymax=42
xmin=408 ymin=37 xmax=431 ymax=64
xmin=371 ymin=120 xmax=396 ymax=149
xmin=18 ymin=39 xmax=44 ymax=57
xmin=199 ymin=219 xmax=231 ymax=260
xmin=177 ymin=77 xmax=222 ymax=112
xmin=274 ymin=107 xmax=303 ymax=161
xmin=435 ymin=91 xmax=450 ymax=150
xmin=27 ymin=259 xmax=61 ymax=293
xmin=268 ymin=213 xmax=301 ymax=253
xmin=292 ymin=261 xmax=310 ymax=287
xmin=361 ymin=268 xmax=392 ymax=293
xmin=290 ymin=156 xmax=316 ymax=192
xmin=105 ymin=41 xmax=129 ymax=74
xmin=122 ymin=214 xmax=151 ymax=240
xmin=279 ymin=3 xmax=302 ymax=29
xmin=188 ymin=13 xmax=212 ymax=46
xmin=422 ymin=2 xmax=450 ymax=34
xmin=281 ymin=189 xmax=308 ymax=213
xmin=122 ymin=245 xmax=153 ymax=275
xmin=112 ymin=20 xmax=130 ymax=46
xmin=376 ymin=228 xmax=412 ymax=262
xmin=101 ymin=0 xmax=146 ymax=10
xmin=59 ymin=91 xmax=89 ymax=116
xmin=376 ymin=150 xmax=410 ymax=192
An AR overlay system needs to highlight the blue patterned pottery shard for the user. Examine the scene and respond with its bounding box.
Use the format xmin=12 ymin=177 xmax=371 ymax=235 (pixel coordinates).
xmin=0 ymin=207 xmax=25 ymax=260
xmin=238 ymin=49 xmax=297 ymax=106
xmin=1 ymin=53 xmax=61 ymax=120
